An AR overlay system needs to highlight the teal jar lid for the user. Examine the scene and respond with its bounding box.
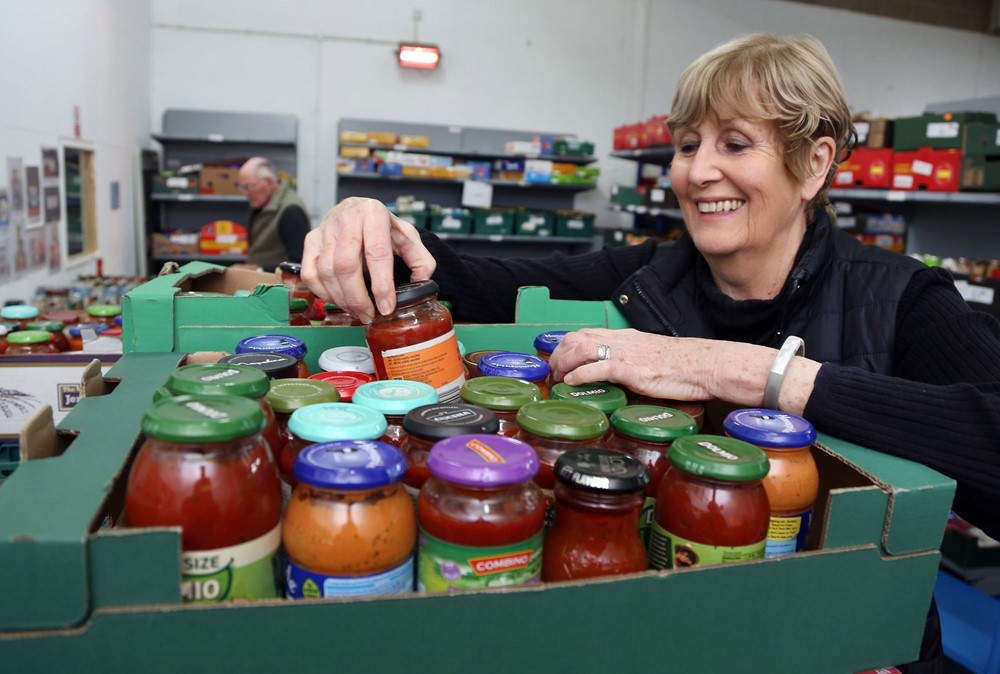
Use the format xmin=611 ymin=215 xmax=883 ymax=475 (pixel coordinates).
xmin=515 ymin=400 xmax=609 ymax=440
xmin=352 ymin=380 xmax=439 ymax=416
xmin=86 ymin=304 xmax=121 ymax=318
xmin=1 ymin=305 xmax=39 ymax=320
xmin=287 ymin=402 xmax=387 ymax=443
xmin=5 ymin=329 xmax=53 ymax=345
xmin=668 ymin=435 xmax=769 ymax=482
xmin=166 ymin=363 xmax=270 ymax=399
xmin=549 ymin=382 xmax=628 ymax=414
xmin=141 ymin=394 xmax=264 ymax=443
xmin=610 ymin=405 xmax=698 ymax=443
xmin=460 ymin=376 xmax=542 ymax=411
xmin=265 ymin=378 xmax=340 ymax=413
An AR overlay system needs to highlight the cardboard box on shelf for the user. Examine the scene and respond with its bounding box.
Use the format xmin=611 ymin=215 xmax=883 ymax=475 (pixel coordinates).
xmin=961 ymin=123 xmax=1000 ymax=158
xmin=855 ymin=119 xmax=894 ymax=149
xmin=834 ymin=148 xmax=893 ymax=189
xmin=151 ymin=173 xmax=198 ymax=195
xmin=338 ymin=130 xmax=369 ymax=144
xmin=199 ymin=220 xmax=247 ymax=255
xmin=199 ymin=165 xmax=242 ymax=196
xmin=892 ymin=149 xmax=961 ymax=192
xmin=960 ymin=155 xmax=1000 ymax=191
xmin=893 ymin=112 xmax=997 ymax=152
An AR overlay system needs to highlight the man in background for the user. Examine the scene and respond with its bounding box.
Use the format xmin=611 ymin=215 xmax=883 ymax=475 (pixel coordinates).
xmin=238 ymin=157 xmax=311 ymax=270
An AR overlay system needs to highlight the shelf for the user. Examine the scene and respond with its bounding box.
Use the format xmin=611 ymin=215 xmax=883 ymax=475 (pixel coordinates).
xmin=150 ymin=253 xmax=247 ymax=264
xmin=152 ymin=133 xmax=294 ymax=145
xmin=151 ymin=193 xmax=246 ymax=203
xmin=610 ymin=146 xmax=675 ymax=166
xmin=430 ymin=232 xmax=597 ymax=245
xmin=610 ymin=204 xmax=683 ymax=219
xmin=339 ymin=143 xmax=597 ymax=165
xmin=337 ymin=172 xmax=596 ymax=192
xmin=828 ymin=189 xmax=1000 ymax=205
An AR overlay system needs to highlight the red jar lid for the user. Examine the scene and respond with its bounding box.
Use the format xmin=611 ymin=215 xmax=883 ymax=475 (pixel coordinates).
xmin=102 ymin=326 xmax=123 ymax=337
xmin=43 ymin=311 xmax=80 ymax=326
xmin=307 ymin=371 xmax=376 ymax=402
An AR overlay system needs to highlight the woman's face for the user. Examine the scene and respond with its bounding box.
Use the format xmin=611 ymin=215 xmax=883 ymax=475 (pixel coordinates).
xmin=670 ymin=115 xmax=810 ymax=260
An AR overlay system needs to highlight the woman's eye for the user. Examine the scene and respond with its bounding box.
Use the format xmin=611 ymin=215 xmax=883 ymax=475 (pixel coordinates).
xmin=678 ymin=141 xmax=698 ymax=155
xmin=724 ymin=139 xmax=750 ymax=153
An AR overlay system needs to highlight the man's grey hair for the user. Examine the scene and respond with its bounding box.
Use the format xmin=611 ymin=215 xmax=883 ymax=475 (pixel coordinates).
xmin=254 ymin=159 xmax=278 ymax=182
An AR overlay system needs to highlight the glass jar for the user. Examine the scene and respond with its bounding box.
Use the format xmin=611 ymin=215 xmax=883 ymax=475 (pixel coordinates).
xmin=307 ymin=370 xmax=375 ymax=402
xmin=542 ymin=448 xmax=649 ymax=582
xmin=125 ymin=394 xmax=282 ymax=602
xmin=165 ymin=363 xmax=281 ymax=468
xmin=477 ymin=352 xmax=551 ymax=399
xmin=323 ymin=302 xmax=364 ymax=326
xmin=417 ymin=434 xmax=544 ymax=593
xmin=607 ymin=405 xmax=699 ymax=544
xmin=279 ymin=261 xmax=320 ymax=320
xmin=649 ymin=435 xmax=770 ymax=570
xmin=514 ymin=400 xmax=609 ymax=493
xmin=400 ymin=403 xmax=499 ymax=500
xmin=218 ymin=352 xmax=300 ymax=380
xmin=236 ymin=334 xmax=310 ymax=378
xmin=462 ymin=349 xmax=503 ymax=379
xmin=317 ymin=346 xmax=375 ymax=375
xmin=626 ymin=393 xmax=706 ymax=432
xmin=352 ymin=380 xmax=439 ymax=447
xmin=283 ymin=402 xmax=388 ymax=502
xmin=283 ymin=440 xmax=415 ymax=599
xmin=26 ymin=321 xmax=70 ymax=352
xmin=265 ymin=378 xmax=340 ymax=460
xmin=4 ymin=329 xmax=59 ymax=355
xmin=723 ymin=408 xmax=819 ymax=557
xmin=1 ymin=304 xmax=40 ymax=330
xmin=366 ymin=280 xmax=465 ymax=403
xmin=85 ymin=303 xmax=121 ymax=327
xmin=533 ymin=330 xmax=569 ymax=362
xmin=43 ymin=310 xmax=81 ymax=328
xmin=549 ymin=381 xmax=628 ymax=418
xmin=460 ymin=376 xmax=543 ymax=437
xmin=288 ymin=297 xmax=311 ymax=326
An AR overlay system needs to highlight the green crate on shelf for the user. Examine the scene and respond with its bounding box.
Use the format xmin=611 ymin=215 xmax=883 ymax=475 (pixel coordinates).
xmin=396 ymin=211 xmax=428 ymax=228
xmin=553 ymin=138 xmax=595 ymax=156
xmin=515 ymin=210 xmax=555 ymax=237
xmin=0 ymin=442 xmax=19 ymax=483
xmin=555 ymin=210 xmax=595 ymax=237
xmin=472 ymin=209 xmax=515 ymax=235
xmin=611 ymin=184 xmax=645 ymax=206
xmin=429 ymin=211 xmax=472 ymax=234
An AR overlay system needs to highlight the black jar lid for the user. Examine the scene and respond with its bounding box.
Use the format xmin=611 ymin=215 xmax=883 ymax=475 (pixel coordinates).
xmin=402 ymin=403 xmax=499 ymax=440
xmin=394 ymin=279 xmax=440 ymax=308
xmin=554 ymin=448 xmax=650 ymax=493
xmin=278 ymin=261 xmax=302 ymax=275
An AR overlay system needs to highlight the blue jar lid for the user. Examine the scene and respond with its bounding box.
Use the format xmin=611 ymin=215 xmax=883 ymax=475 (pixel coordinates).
xmin=1 ymin=305 xmax=39 ymax=320
xmin=477 ymin=351 xmax=550 ymax=380
xmin=68 ymin=323 xmax=108 ymax=337
xmin=235 ymin=334 xmax=307 ymax=359
xmin=722 ymin=408 xmax=816 ymax=448
xmin=533 ymin=330 xmax=569 ymax=354
xmin=427 ymin=434 xmax=539 ymax=487
xmin=353 ymin=380 xmax=439 ymax=416
xmin=288 ymin=402 xmax=387 ymax=443
xmin=293 ymin=440 xmax=407 ymax=490
xmin=114 ymin=314 xmax=123 ymax=326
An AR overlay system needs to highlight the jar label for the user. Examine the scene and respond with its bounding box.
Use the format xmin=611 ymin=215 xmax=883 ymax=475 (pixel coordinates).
xmin=638 ymin=496 xmax=656 ymax=546
xmin=765 ymin=509 xmax=811 ymax=557
xmin=285 ymin=556 xmax=414 ymax=598
xmin=380 ymin=329 xmax=466 ymax=403
xmin=181 ymin=523 xmax=281 ymax=602
xmin=647 ymin=520 xmax=765 ymax=569
xmin=417 ymin=528 xmax=543 ymax=592
xmin=281 ymin=479 xmax=292 ymax=512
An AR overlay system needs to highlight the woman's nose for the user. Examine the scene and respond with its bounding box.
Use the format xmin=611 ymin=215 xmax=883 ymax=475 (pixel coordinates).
xmin=687 ymin=145 xmax=722 ymax=186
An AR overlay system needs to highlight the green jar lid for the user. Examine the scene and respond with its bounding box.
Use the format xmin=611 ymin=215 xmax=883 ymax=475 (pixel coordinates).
xmin=549 ymin=381 xmax=628 ymax=414
xmin=151 ymin=386 xmax=174 ymax=404
xmin=141 ymin=394 xmax=264 ymax=443
xmin=610 ymin=405 xmax=698 ymax=443
xmin=515 ymin=400 xmax=609 ymax=440
xmin=26 ymin=320 xmax=65 ymax=332
xmin=166 ymin=363 xmax=269 ymax=399
xmin=460 ymin=376 xmax=542 ymax=411
xmin=5 ymin=329 xmax=53 ymax=345
xmin=352 ymin=380 xmax=439 ymax=416
xmin=1 ymin=305 xmax=39 ymax=320
xmin=265 ymin=378 xmax=340 ymax=413
xmin=86 ymin=304 xmax=122 ymax=318
xmin=668 ymin=435 xmax=769 ymax=482
xmin=289 ymin=297 xmax=310 ymax=311
xmin=287 ymin=402 xmax=387 ymax=443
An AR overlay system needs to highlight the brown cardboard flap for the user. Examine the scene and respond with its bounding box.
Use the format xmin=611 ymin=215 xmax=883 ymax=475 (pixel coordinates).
xmin=18 ymin=405 xmax=58 ymax=461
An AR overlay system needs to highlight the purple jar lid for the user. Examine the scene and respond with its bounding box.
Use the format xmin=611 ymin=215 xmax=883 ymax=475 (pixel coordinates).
xmin=427 ymin=434 xmax=539 ymax=487
xmin=477 ymin=352 xmax=550 ymax=380
xmin=533 ymin=330 xmax=569 ymax=354
xmin=235 ymin=334 xmax=307 ymax=359
xmin=293 ymin=439 xmax=407 ymax=490
xmin=723 ymin=408 xmax=816 ymax=448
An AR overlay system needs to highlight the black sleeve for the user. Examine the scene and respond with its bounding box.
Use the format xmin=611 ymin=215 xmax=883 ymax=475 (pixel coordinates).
xmin=804 ymin=267 xmax=1000 ymax=539
xmin=276 ymin=205 xmax=312 ymax=264
xmin=392 ymin=229 xmax=659 ymax=323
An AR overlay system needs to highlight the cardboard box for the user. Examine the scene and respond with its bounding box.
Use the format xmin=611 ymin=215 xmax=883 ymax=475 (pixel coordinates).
xmin=0 ymin=287 xmax=956 ymax=671
xmin=893 ymin=112 xmax=997 ymax=152
xmin=834 ymin=148 xmax=893 ymax=189
xmin=199 ymin=166 xmax=241 ymax=196
xmin=471 ymin=208 xmax=514 ymax=235
xmin=960 ymin=155 xmax=1000 ymax=191
xmin=961 ymin=123 xmax=1000 ymax=158
xmin=554 ymin=210 xmax=595 ymax=237
xmin=199 ymin=220 xmax=247 ymax=255
xmin=855 ymin=119 xmax=893 ymax=149
xmin=892 ymin=149 xmax=961 ymax=192
xmin=338 ymin=130 xmax=369 ymax=143
xmin=151 ymin=173 xmax=198 ymax=195
xmin=429 ymin=211 xmax=472 ymax=235
xmin=514 ymin=210 xmax=555 ymax=236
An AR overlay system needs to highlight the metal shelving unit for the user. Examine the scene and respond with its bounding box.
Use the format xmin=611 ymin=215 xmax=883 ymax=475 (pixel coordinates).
xmin=339 ymin=142 xmax=597 ymax=166
xmin=337 ymin=172 xmax=594 ymax=191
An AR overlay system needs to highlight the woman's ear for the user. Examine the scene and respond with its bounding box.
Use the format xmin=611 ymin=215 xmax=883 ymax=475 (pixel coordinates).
xmin=801 ymin=136 xmax=836 ymax=202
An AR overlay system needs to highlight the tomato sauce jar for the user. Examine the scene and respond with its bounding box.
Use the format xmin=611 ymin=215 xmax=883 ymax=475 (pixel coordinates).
xmin=288 ymin=297 xmax=312 ymax=326
xmin=417 ymin=434 xmax=544 ymax=593
xmin=236 ymin=334 xmax=310 ymax=378
xmin=307 ymin=370 xmax=375 ymax=402
xmin=219 ymin=352 xmax=300 ymax=380
xmin=542 ymin=448 xmax=649 ymax=582
xmin=606 ymin=405 xmax=699 ymax=544
xmin=283 ymin=440 xmax=416 ymax=598
xmin=4 ymin=329 xmax=59 ymax=355
xmin=1 ymin=305 xmax=39 ymax=330
xmin=460 ymin=376 xmax=543 ymax=437
xmin=265 ymin=378 xmax=340 ymax=459
xmin=648 ymin=435 xmax=770 ymax=570
xmin=352 ymin=380 xmax=439 ymax=447
xmin=318 ymin=346 xmax=375 ymax=375
xmin=25 ymin=320 xmax=70 ymax=352
xmin=462 ymin=349 xmax=502 ymax=379
xmin=723 ymin=408 xmax=819 ymax=557
xmin=279 ymin=261 xmax=321 ymax=320
xmin=400 ymin=403 xmax=499 ymax=500
xmin=365 ymin=280 xmax=465 ymax=403
xmin=533 ymin=330 xmax=569 ymax=362
xmin=125 ymin=394 xmax=282 ymax=602
xmin=549 ymin=381 xmax=628 ymax=418
xmin=477 ymin=352 xmax=551 ymax=399
xmin=86 ymin=303 xmax=121 ymax=327
xmin=323 ymin=303 xmax=364 ymax=326
xmin=626 ymin=394 xmax=706 ymax=431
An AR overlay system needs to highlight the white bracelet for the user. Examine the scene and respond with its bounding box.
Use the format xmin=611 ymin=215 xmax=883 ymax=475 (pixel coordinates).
xmin=763 ymin=335 xmax=805 ymax=410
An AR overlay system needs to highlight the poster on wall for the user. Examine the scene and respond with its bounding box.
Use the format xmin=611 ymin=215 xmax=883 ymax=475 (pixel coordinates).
xmin=0 ymin=188 xmax=10 ymax=283
xmin=26 ymin=166 xmax=41 ymax=226
xmin=0 ymin=188 xmax=8 ymax=231
xmin=7 ymin=157 xmax=27 ymax=277
xmin=43 ymin=186 xmax=60 ymax=224
xmin=26 ymin=227 xmax=46 ymax=270
xmin=46 ymin=221 xmax=61 ymax=272
xmin=42 ymin=148 xmax=59 ymax=180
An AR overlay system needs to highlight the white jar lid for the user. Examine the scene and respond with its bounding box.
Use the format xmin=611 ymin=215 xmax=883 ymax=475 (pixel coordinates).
xmin=318 ymin=346 xmax=375 ymax=374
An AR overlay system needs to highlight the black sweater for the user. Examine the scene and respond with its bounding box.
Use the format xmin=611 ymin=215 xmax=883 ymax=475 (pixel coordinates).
xmin=406 ymin=230 xmax=1000 ymax=540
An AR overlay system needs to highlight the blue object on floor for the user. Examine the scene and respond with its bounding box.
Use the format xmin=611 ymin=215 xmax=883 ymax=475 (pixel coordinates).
xmin=935 ymin=569 xmax=1000 ymax=674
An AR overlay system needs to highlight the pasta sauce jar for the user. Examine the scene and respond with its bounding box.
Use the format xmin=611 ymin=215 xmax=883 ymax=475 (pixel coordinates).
xmin=4 ymin=329 xmax=59 ymax=355
xmin=648 ymin=435 xmax=770 ymax=570
xmin=288 ymin=297 xmax=312 ymax=326
xmin=236 ymin=334 xmax=310 ymax=378
xmin=279 ymin=261 xmax=320 ymax=320
xmin=533 ymin=330 xmax=569 ymax=362
xmin=125 ymin=394 xmax=282 ymax=602
xmin=417 ymin=434 xmax=545 ymax=593
xmin=549 ymin=381 xmax=628 ymax=418
xmin=460 ymin=376 xmax=543 ymax=437
xmin=366 ymin=280 xmax=466 ymax=403
xmin=317 ymin=346 xmax=375 ymax=375
xmin=476 ymin=352 xmax=552 ymax=399
xmin=219 ymin=352 xmax=300 ymax=380
xmin=307 ymin=370 xmax=375 ymax=402
xmin=352 ymin=380 xmax=439 ymax=447
xmin=283 ymin=440 xmax=416 ymax=598
xmin=25 ymin=320 xmax=70 ymax=352
xmin=264 ymin=378 xmax=340 ymax=458
xmin=723 ymin=408 xmax=819 ymax=557
xmin=542 ymin=448 xmax=649 ymax=582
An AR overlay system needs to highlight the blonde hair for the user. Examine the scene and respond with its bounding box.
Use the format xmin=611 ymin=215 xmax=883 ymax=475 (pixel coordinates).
xmin=667 ymin=34 xmax=855 ymax=221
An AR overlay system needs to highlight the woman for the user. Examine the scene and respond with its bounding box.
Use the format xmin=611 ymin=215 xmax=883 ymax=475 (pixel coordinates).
xmin=303 ymin=34 xmax=1000 ymax=671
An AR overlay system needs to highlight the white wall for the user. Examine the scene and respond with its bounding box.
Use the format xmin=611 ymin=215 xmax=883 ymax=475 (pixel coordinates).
xmin=0 ymin=1 xmax=152 ymax=305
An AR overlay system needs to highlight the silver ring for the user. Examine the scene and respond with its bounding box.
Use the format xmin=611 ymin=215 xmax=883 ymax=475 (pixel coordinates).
xmin=596 ymin=343 xmax=612 ymax=361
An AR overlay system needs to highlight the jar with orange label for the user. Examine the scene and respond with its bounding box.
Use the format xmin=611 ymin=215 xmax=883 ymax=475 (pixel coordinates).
xmin=366 ymin=280 xmax=465 ymax=403
xmin=236 ymin=334 xmax=310 ymax=378
xmin=723 ymin=408 xmax=819 ymax=557
xmin=460 ymin=376 xmax=543 ymax=437
xmin=4 ymin=329 xmax=59 ymax=355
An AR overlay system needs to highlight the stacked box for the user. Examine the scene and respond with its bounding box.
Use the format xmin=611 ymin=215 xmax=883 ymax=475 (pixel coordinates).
xmin=199 ymin=220 xmax=247 ymax=255
xmin=429 ymin=209 xmax=472 ymax=234
xmin=855 ymin=119 xmax=894 ymax=149
xmin=395 ymin=211 xmax=428 ymax=228
xmin=641 ymin=115 xmax=671 ymax=147
xmin=611 ymin=184 xmax=646 ymax=206
xmin=515 ymin=210 xmax=554 ymax=236
xmin=152 ymin=173 xmax=199 ymax=195
xmin=834 ymin=148 xmax=894 ymax=189
xmin=472 ymin=209 xmax=515 ymax=235
xmin=892 ymin=149 xmax=961 ymax=192
xmin=959 ymin=123 xmax=1000 ymax=191
xmin=893 ymin=112 xmax=997 ymax=152
xmin=553 ymin=138 xmax=595 ymax=156
xmin=554 ymin=211 xmax=595 ymax=237
xmin=199 ymin=166 xmax=241 ymax=196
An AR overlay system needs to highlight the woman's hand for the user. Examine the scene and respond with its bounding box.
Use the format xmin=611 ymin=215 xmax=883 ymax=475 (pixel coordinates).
xmin=549 ymin=328 xmax=819 ymax=414
xmin=300 ymin=197 xmax=437 ymax=324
